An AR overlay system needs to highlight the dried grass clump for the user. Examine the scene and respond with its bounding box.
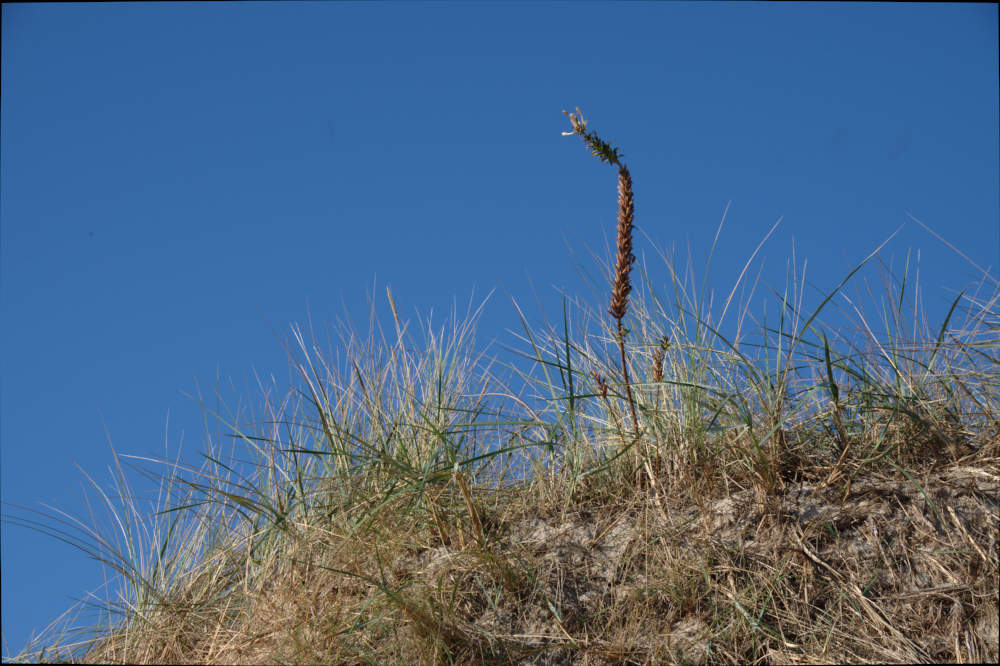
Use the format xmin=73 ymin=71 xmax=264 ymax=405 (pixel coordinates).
xmin=5 ymin=109 xmax=998 ymax=665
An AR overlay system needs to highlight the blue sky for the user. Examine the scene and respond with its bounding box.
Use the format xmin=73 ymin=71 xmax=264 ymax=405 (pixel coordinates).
xmin=2 ymin=1 xmax=996 ymax=657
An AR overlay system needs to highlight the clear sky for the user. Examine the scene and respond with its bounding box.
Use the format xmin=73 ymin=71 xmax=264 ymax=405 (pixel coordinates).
xmin=2 ymin=1 xmax=997 ymax=657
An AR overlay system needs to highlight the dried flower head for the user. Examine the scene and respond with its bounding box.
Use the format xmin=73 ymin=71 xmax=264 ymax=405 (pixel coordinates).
xmin=651 ymin=335 xmax=670 ymax=383
xmin=608 ymin=164 xmax=635 ymax=320
xmin=590 ymin=369 xmax=609 ymax=399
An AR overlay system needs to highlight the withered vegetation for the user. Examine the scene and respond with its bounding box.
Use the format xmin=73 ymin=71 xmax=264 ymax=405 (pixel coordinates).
xmin=5 ymin=110 xmax=998 ymax=665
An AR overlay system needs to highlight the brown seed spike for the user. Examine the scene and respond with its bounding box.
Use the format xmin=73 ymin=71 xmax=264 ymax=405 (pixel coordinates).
xmin=590 ymin=369 xmax=609 ymax=399
xmin=608 ymin=165 xmax=635 ymax=320
xmin=651 ymin=335 xmax=669 ymax=384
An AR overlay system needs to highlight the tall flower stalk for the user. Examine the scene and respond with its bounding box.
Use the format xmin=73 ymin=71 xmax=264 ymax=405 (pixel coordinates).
xmin=563 ymin=108 xmax=640 ymax=442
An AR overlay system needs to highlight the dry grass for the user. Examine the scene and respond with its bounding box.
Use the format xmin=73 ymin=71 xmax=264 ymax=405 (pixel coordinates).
xmin=4 ymin=110 xmax=998 ymax=665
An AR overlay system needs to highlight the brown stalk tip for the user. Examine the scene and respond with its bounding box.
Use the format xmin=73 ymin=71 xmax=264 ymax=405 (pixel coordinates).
xmin=608 ymin=165 xmax=635 ymax=320
xmin=590 ymin=369 xmax=609 ymax=398
xmin=651 ymin=335 xmax=669 ymax=383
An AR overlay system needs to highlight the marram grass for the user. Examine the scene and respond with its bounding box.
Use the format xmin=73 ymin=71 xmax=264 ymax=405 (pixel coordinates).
xmin=4 ymin=110 xmax=998 ymax=665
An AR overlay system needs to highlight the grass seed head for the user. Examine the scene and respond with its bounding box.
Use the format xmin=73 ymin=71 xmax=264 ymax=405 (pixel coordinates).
xmin=651 ymin=335 xmax=669 ymax=383
xmin=609 ymin=165 xmax=635 ymax=320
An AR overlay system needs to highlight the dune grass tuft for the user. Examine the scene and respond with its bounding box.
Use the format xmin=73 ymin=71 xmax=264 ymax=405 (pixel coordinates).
xmin=4 ymin=110 xmax=998 ymax=665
